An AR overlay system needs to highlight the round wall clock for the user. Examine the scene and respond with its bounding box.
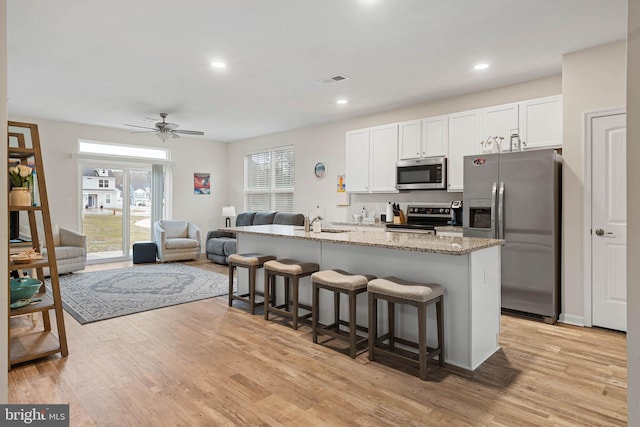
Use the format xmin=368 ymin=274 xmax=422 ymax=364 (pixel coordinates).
xmin=314 ymin=162 xmax=327 ymax=179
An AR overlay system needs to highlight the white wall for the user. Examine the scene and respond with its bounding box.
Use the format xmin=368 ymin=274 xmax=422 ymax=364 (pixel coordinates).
xmin=6 ymin=116 xmax=228 ymax=245
xmin=227 ymin=75 xmax=561 ymax=221
xmin=561 ymin=40 xmax=627 ymax=323
xmin=1 ymin=0 xmax=8 ymax=404
xmin=627 ymin=0 xmax=640 ymax=424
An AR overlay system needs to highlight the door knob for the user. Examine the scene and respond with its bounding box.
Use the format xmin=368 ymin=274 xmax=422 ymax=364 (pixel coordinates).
xmin=595 ymin=228 xmax=605 ymax=236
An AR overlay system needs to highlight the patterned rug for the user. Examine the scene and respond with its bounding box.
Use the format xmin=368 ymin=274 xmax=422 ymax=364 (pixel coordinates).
xmin=46 ymin=263 xmax=233 ymax=325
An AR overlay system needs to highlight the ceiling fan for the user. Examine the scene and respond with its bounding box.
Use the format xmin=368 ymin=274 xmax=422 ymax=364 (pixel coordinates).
xmin=125 ymin=113 xmax=205 ymax=141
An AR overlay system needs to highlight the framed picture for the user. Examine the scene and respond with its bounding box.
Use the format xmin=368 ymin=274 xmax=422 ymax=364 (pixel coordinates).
xmin=194 ymin=173 xmax=210 ymax=195
xmin=314 ymin=162 xmax=327 ymax=179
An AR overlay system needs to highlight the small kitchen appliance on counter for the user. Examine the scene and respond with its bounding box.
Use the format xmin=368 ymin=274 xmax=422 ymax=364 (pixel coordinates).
xmin=450 ymin=200 xmax=463 ymax=226
xmin=385 ymin=203 xmax=451 ymax=234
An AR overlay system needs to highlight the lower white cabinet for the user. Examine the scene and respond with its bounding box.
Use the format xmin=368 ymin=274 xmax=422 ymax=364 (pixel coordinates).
xmin=345 ymin=125 xmax=398 ymax=193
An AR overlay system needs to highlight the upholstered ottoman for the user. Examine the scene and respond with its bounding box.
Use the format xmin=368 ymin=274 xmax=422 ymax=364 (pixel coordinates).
xmin=133 ymin=241 xmax=157 ymax=264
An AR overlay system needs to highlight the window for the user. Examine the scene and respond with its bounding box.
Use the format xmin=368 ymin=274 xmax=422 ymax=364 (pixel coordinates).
xmin=99 ymin=179 xmax=109 ymax=188
xmin=245 ymin=146 xmax=294 ymax=212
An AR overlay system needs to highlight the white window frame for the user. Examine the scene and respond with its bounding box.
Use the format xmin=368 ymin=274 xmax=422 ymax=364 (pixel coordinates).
xmin=244 ymin=145 xmax=295 ymax=212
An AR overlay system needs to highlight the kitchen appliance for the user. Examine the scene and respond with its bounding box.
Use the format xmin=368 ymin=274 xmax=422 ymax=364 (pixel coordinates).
xmin=463 ymin=149 xmax=561 ymax=323
xmin=396 ymin=156 xmax=446 ymax=190
xmin=386 ymin=203 xmax=451 ymax=234
xmin=450 ymin=200 xmax=463 ymax=226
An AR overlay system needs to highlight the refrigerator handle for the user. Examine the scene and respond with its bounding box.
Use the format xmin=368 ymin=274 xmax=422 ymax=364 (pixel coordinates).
xmin=491 ymin=182 xmax=497 ymax=239
xmin=498 ymin=182 xmax=505 ymax=239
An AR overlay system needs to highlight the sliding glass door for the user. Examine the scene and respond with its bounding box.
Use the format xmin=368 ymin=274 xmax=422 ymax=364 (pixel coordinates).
xmin=82 ymin=166 xmax=154 ymax=262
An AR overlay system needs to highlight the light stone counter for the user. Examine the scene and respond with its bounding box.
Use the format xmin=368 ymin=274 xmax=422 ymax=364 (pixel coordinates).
xmin=229 ymin=224 xmax=501 ymax=255
xmin=231 ymin=224 xmax=502 ymax=371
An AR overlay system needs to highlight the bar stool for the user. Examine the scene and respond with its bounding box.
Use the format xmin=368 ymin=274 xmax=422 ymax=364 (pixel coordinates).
xmin=264 ymin=259 xmax=320 ymax=329
xmin=311 ymin=269 xmax=376 ymax=358
xmin=367 ymin=276 xmax=445 ymax=380
xmin=228 ymin=253 xmax=276 ymax=314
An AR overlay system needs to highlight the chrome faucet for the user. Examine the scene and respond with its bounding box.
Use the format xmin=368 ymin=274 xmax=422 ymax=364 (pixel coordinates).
xmin=305 ymin=215 xmax=323 ymax=232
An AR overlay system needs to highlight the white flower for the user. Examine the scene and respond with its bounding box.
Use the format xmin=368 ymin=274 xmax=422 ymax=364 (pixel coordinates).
xmin=18 ymin=165 xmax=32 ymax=177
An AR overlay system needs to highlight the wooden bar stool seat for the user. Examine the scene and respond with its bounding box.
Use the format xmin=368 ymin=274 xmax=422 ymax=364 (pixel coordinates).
xmin=368 ymin=276 xmax=445 ymax=380
xmin=228 ymin=253 xmax=276 ymax=314
xmin=311 ymin=269 xmax=376 ymax=358
xmin=264 ymin=259 xmax=319 ymax=329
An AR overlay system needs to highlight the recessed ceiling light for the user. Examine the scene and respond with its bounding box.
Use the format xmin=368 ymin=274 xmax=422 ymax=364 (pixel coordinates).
xmin=211 ymin=61 xmax=227 ymax=69
xmin=474 ymin=63 xmax=489 ymax=71
xmin=337 ymin=99 xmax=348 ymax=105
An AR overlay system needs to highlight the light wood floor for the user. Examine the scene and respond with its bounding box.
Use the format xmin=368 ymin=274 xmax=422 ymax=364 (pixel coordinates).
xmin=8 ymin=257 xmax=627 ymax=426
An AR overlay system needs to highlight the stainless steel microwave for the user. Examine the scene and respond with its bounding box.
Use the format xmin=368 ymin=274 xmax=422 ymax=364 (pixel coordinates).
xmin=396 ymin=156 xmax=447 ymax=190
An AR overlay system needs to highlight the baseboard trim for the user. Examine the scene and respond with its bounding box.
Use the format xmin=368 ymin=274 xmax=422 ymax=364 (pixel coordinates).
xmin=558 ymin=313 xmax=585 ymax=327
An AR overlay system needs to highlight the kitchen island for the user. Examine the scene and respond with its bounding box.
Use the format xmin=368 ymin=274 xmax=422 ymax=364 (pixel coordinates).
xmin=230 ymin=224 xmax=502 ymax=371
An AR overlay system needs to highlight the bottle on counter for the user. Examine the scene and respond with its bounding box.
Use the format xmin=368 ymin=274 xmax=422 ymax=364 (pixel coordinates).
xmin=361 ymin=206 xmax=367 ymax=220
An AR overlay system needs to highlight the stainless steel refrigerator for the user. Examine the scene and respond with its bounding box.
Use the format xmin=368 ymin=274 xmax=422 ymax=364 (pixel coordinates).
xmin=463 ymin=149 xmax=561 ymax=323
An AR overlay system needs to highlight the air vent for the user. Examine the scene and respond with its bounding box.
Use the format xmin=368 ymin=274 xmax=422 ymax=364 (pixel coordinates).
xmin=318 ymin=75 xmax=349 ymax=84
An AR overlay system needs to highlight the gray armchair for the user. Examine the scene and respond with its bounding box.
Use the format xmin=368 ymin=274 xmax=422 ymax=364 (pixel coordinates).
xmin=43 ymin=226 xmax=87 ymax=276
xmin=153 ymin=219 xmax=201 ymax=262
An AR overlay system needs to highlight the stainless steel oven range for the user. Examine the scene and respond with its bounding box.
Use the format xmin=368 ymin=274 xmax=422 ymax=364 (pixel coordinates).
xmin=385 ymin=203 xmax=452 ymax=234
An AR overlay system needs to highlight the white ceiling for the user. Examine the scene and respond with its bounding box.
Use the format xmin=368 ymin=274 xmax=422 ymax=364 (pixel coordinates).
xmin=7 ymin=0 xmax=627 ymax=143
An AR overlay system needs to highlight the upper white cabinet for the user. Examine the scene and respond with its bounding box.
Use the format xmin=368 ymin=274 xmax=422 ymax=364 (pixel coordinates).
xmin=447 ymin=110 xmax=481 ymax=192
xmin=345 ymin=128 xmax=370 ymax=192
xmin=398 ymin=116 xmax=448 ymax=160
xmin=480 ymin=102 xmax=519 ymax=150
xmin=518 ymin=95 xmax=562 ymax=150
xmin=369 ymin=124 xmax=399 ymax=192
xmin=345 ymin=124 xmax=398 ymax=193
xmin=346 ymin=94 xmax=561 ymax=194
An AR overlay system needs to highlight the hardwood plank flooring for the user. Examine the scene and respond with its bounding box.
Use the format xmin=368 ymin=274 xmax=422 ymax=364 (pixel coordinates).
xmin=8 ymin=257 xmax=627 ymax=426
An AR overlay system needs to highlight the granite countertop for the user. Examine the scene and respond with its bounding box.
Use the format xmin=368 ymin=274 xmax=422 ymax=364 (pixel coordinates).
xmin=434 ymin=225 xmax=463 ymax=232
xmin=230 ymin=224 xmax=502 ymax=255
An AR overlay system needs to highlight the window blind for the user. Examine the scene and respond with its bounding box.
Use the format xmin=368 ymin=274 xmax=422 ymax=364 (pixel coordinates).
xmin=245 ymin=146 xmax=294 ymax=212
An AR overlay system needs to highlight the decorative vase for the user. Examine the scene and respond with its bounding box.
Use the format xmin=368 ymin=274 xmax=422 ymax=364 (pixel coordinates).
xmin=9 ymin=187 xmax=31 ymax=206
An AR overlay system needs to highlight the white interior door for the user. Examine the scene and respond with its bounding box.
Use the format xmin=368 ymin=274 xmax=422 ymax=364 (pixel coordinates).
xmin=592 ymin=113 xmax=627 ymax=331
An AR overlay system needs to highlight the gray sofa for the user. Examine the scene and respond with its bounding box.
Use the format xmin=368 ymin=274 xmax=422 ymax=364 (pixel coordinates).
xmin=206 ymin=211 xmax=304 ymax=264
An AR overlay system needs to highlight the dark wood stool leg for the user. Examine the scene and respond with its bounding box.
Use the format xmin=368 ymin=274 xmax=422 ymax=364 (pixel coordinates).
xmin=228 ymin=263 xmax=235 ymax=307
xmin=437 ymin=296 xmax=444 ymax=366
xmin=349 ymin=289 xmax=357 ymax=358
xmin=334 ymin=289 xmax=340 ymax=330
xmin=292 ymin=276 xmax=300 ymax=330
xmin=418 ymin=301 xmax=427 ymax=380
xmin=388 ymin=300 xmax=395 ymax=349
xmin=368 ymin=292 xmax=376 ymax=361
xmin=312 ymin=282 xmax=319 ymax=343
xmin=284 ymin=277 xmax=291 ymax=312
xmin=264 ymin=271 xmax=271 ymax=321
xmin=248 ymin=265 xmax=256 ymax=314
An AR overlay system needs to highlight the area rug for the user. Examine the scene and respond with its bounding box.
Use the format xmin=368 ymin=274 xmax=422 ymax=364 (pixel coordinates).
xmin=46 ymin=263 xmax=233 ymax=325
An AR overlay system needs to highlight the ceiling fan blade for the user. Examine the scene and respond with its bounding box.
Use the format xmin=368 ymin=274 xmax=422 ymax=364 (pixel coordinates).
xmin=164 ymin=123 xmax=179 ymax=130
xmin=125 ymin=124 xmax=157 ymax=130
xmin=174 ymin=129 xmax=205 ymax=135
xmin=130 ymin=130 xmax=158 ymax=134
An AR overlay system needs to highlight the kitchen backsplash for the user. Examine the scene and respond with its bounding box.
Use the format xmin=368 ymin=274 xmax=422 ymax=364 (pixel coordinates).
xmin=340 ymin=190 xmax=462 ymax=223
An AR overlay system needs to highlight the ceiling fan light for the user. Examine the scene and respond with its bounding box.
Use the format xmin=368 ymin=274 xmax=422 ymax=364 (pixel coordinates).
xmin=157 ymin=132 xmax=171 ymax=142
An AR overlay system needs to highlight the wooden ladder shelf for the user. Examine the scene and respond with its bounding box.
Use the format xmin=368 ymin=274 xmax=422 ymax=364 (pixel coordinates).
xmin=7 ymin=121 xmax=69 ymax=367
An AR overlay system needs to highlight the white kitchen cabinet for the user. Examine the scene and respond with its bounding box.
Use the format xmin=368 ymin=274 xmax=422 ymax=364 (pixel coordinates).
xmin=481 ymin=102 xmax=519 ymax=151
xmin=345 ymin=128 xmax=371 ymax=192
xmin=398 ymin=120 xmax=422 ymax=160
xmin=447 ymin=110 xmax=481 ymax=192
xmin=398 ymin=116 xmax=448 ymax=160
xmin=345 ymin=125 xmax=398 ymax=193
xmin=518 ymin=95 xmax=562 ymax=150
xmin=369 ymin=124 xmax=399 ymax=192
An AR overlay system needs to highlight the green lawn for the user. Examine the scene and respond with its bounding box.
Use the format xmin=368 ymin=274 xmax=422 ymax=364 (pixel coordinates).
xmin=83 ymin=211 xmax=151 ymax=252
